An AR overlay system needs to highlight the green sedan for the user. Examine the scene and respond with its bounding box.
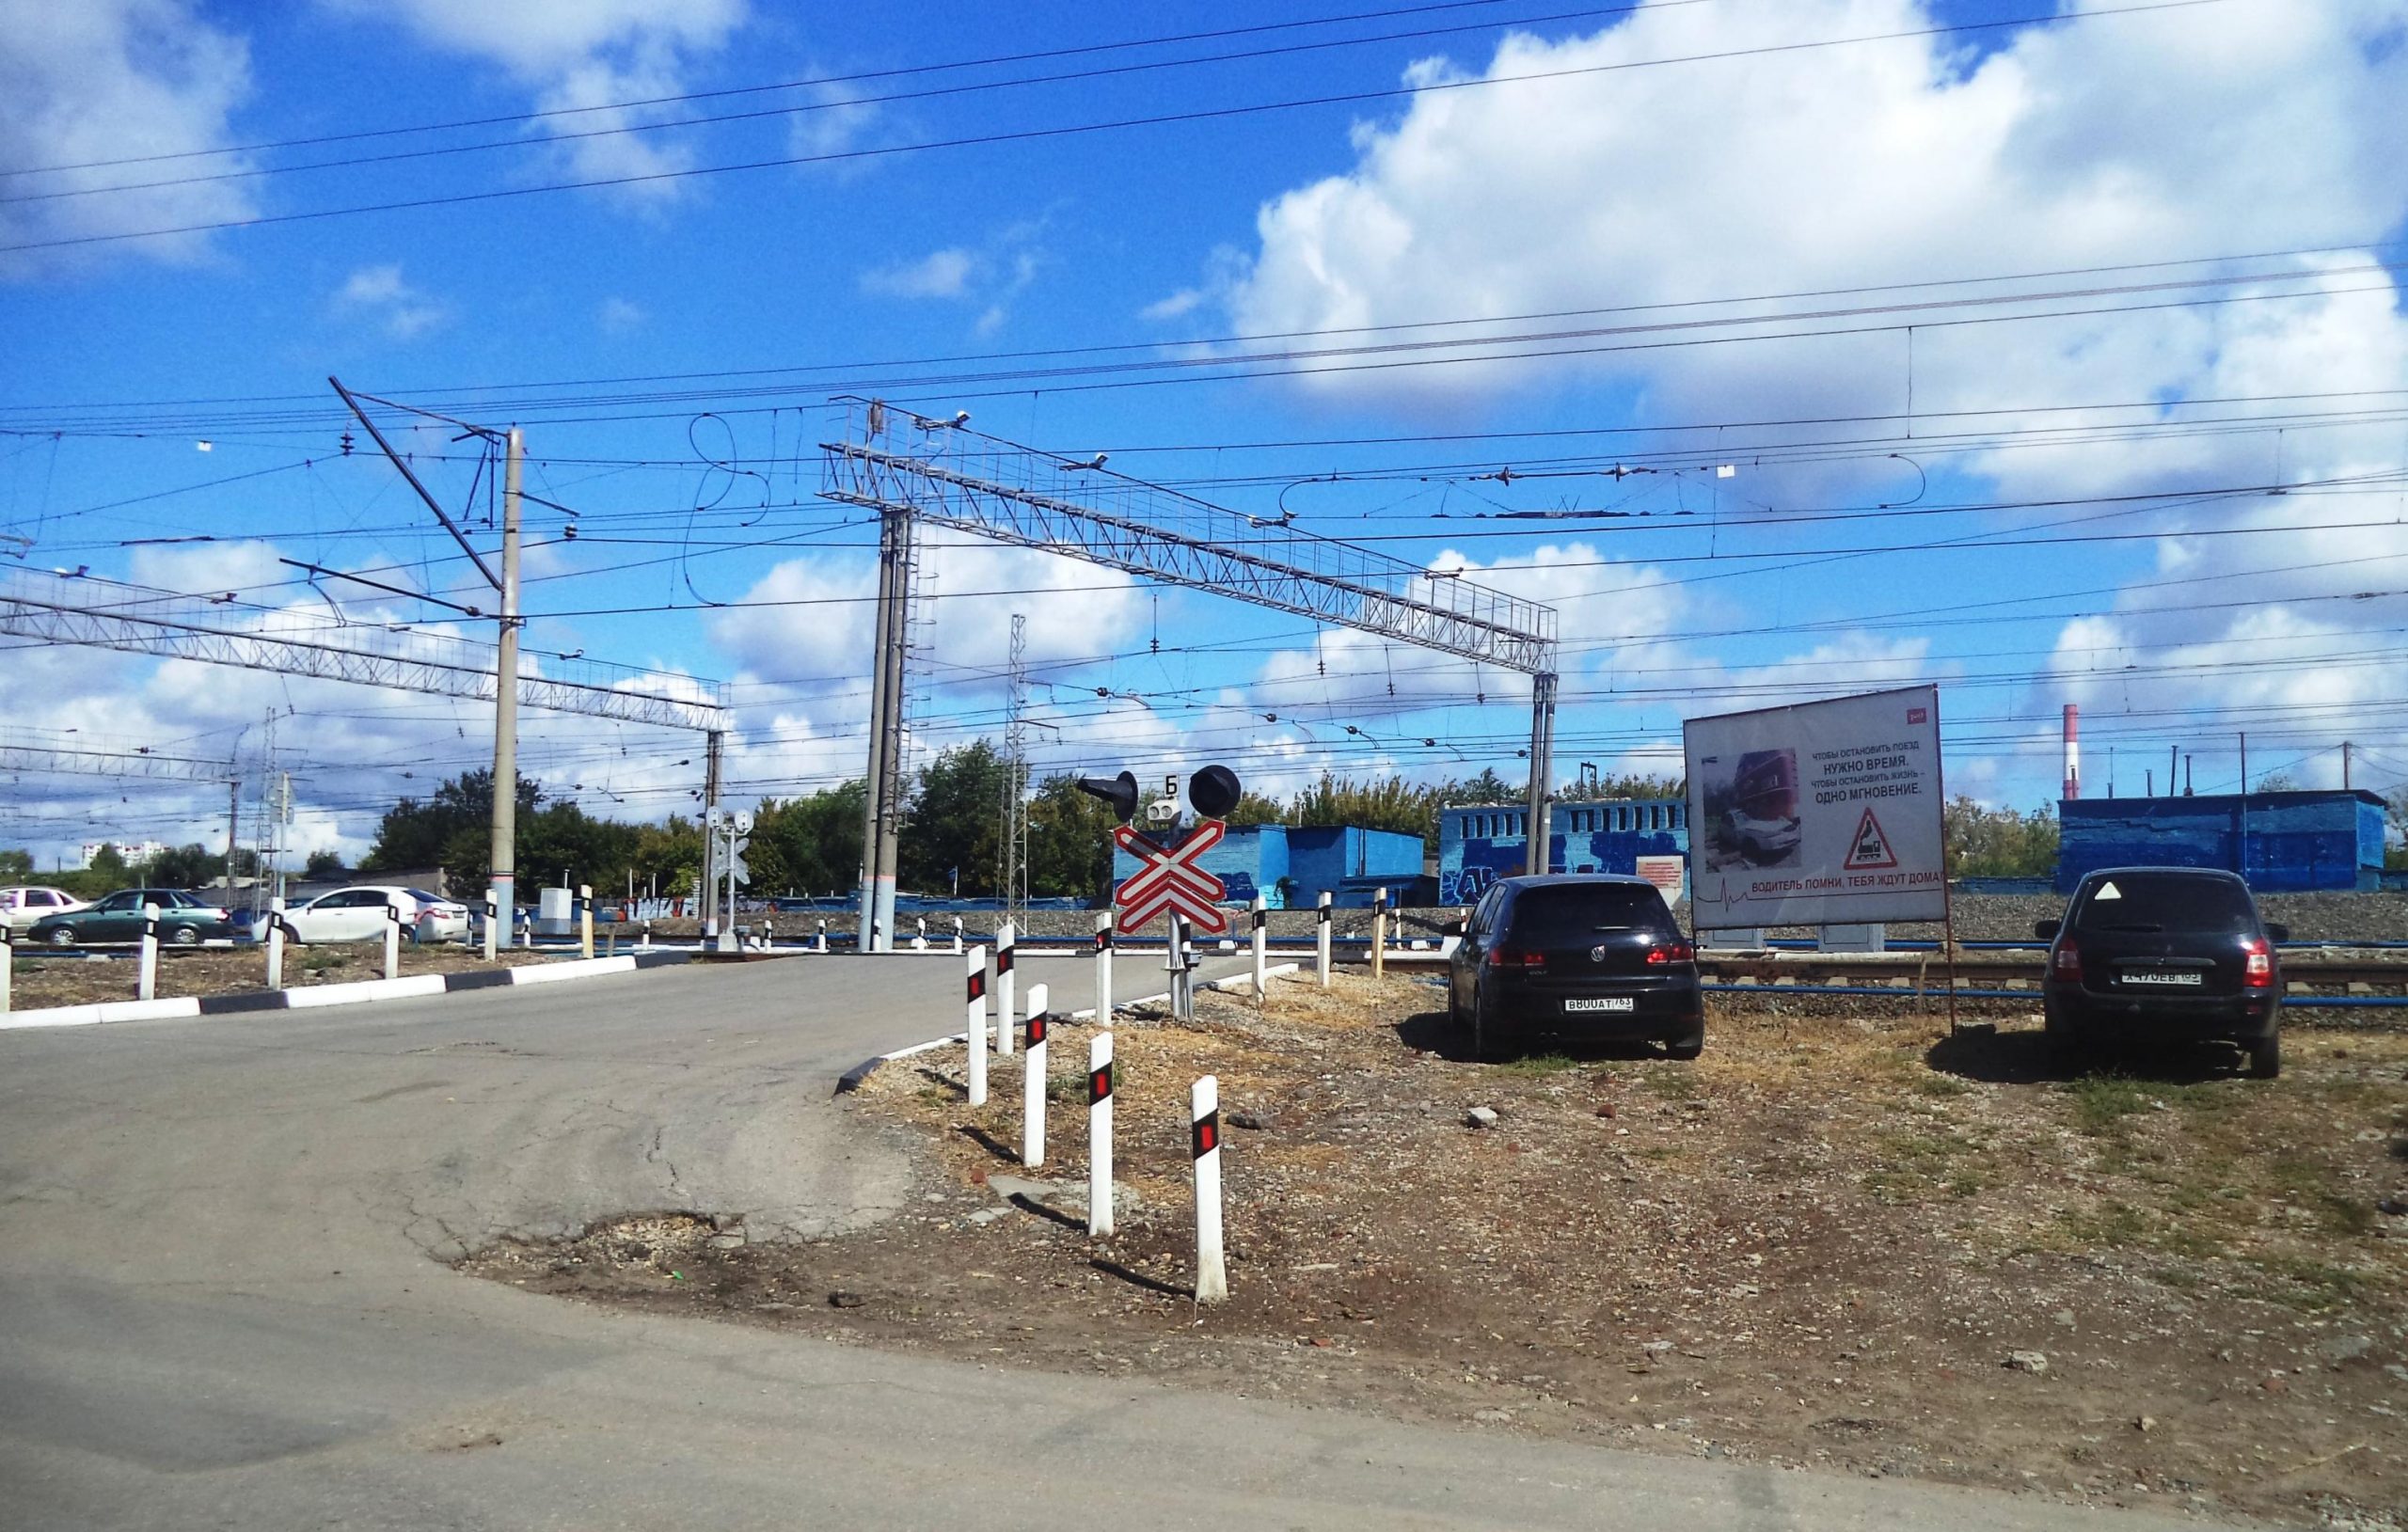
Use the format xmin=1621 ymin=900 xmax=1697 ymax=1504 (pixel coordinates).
xmin=26 ymin=889 xmax=235 ymax=948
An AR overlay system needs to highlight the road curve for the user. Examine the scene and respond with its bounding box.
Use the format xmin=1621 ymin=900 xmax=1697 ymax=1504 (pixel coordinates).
xmin=0 ymin=953 xmax=2215 ymax=1530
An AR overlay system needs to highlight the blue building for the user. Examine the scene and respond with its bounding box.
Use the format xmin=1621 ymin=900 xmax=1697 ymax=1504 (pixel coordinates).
xmin=1109 ymin=823 xmax=1425 ymax=909
xmin=1437 ymin=797 xmax=1690 ymax=907
xmin=2056 ymin=790 xmax=2387 ymax=893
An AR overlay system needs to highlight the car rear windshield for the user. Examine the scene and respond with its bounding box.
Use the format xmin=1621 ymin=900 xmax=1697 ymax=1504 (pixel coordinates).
xmin=406 ymin=889 xmax=444 ymax=905
xmin=2073 ymin=874 xmax=2256 ymax=936
xmin=1509 ymin=884 xmax=1675 ymax=943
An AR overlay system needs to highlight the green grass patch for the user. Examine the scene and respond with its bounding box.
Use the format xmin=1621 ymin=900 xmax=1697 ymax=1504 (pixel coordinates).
xmin=1639 ymin=1066 xmax=1700 ymax=1099
xmin=1914 ymin=1074 xmax=1974 ymax=1098
xmin=2066 ymin=1074 xmax=2152 ymax=1135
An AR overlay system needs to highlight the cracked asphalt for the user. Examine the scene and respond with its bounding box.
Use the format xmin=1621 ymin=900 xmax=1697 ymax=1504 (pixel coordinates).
xmin=1 ymin=953 xmax=2224 ymax=1530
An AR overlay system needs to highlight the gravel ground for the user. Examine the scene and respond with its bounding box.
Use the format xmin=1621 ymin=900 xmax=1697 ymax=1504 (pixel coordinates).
xmin=467 ymin=973 xmax=2408 ymax=1527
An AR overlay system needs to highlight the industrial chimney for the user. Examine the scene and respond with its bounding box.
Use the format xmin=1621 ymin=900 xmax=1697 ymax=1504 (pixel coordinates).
xmin=2062 ymin=703 xmax=2082 ymax=801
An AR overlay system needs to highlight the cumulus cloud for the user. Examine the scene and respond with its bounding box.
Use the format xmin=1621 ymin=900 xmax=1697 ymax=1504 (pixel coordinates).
xmin=333 ymin=262 xmax=450 ymax=339
xmin=597 ymin=294 xmax=646 ymax=332
xmin=326 ymin=0 xmax=749 ymax=204
xmin=858 ymin=222 xmax=1051 ymax=330
xmin=861 ymin=247 xmax=975 ymax=299
xmin=0 ymin=0 xmax=257 ymax=276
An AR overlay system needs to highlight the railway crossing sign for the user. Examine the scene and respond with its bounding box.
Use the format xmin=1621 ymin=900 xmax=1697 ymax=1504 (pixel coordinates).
xmin=1112 ymin=819 xmax=1228 ymax=936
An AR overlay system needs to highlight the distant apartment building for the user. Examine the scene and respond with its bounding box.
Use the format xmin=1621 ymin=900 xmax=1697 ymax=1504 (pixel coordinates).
xmin=79 ymin=841 xmax=167 ymax=869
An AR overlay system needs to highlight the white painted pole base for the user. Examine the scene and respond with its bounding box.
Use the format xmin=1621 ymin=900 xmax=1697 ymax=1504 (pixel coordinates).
xmin=137 ymin=903 xmax=160 ymax=1002
xmin=965 ymin=944 xmax=989 ymax=1108
xmin=1192 ymin=1074 xmax=1228 ymax=1304
xmin=994 ymin=920 xmax=1016 ymax=1056
xmin=1315 ymin=890 xmax=1333 ymax=987
xmin=1088 ymin=1031 xmax=1114 ymax=1239
xmin=1021 ymin=982 xmax=1048 ymax=1169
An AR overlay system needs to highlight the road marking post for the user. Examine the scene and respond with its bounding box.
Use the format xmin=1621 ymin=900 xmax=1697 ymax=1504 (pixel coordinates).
xmin=1192 ymin=1074 xmax=1228 ymax=1303
xmin=266 ymin=896 xmax=288 ymax=988
xmin=1022 ymin=982 xmax=1049 ymax=1169
xmin=579 ymin=884 xmax=594 ymax=959
xmin=1316 ymin=891 xmax=1333 ymax=987
xmin=641 ymin=919 xmax=653 ymax=951
xmin=138 ymin=902 xmax=161 ymax=1001
xmin=1092 ymin=911 xmax=1113 ymax=1024
xmin=1 ymin=924 xmax=12 ymax=1014
xmin=483 ymin=887 xmax=499 ymax=961
xmin=914 ymin=916 xmax=927 ymax=951
xmin=1088 ymin=1031 xmax=1114 ymax=1238
xmin=964 ymin=944 xmax=990 ymax=1107
xmin=816 ymin=918 xmax=829 ymax=953
xmin=1250 ymin=894 xmax=1268 ymax=1001
xmin=761 ymin=917 xmax=774 ymax=952
xmin=1371 ymin=888 xmax=1388 ymax=979
xmin=994 ymin=920 xmax=1017 ymax=1056
xmin=382 ymin=898 xmax=403 ymax=980
xmin=953 ymin=915 xmax=964 ymax=954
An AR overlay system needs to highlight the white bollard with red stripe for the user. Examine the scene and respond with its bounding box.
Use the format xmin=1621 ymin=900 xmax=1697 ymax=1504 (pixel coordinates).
xmin=483 ymin=886 xmax=499 ymax=961
xmin=1315 ymin=890 xmax=1333 ymax=987
xmin=1250 ymin=893 xmax=1268 ymax=1000
xmin=1022 ymin=982 xmax=1049 ymax=1168
xmin=1192 ymin=1073 xmax=1228 ymax=1303
xmin=138 ymin=902 xmax=161 ymax=1002
xmin=1092 ymin=911 xmax=1114 ymax=1022
xmin=383 ymin=896 xmax=403 ymax=980
xmin=1087 ymin=1031 xmax=1114 ymax=1239
xmin=964 ymin=944 xmax=989 ymax=1108
xmin=993 ymin=920 xmax=1016 ymax=1056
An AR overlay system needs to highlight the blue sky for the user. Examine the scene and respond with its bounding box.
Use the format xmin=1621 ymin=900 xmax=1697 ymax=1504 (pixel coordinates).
xmin=4 ymin=0 xmax=2407 ymax=869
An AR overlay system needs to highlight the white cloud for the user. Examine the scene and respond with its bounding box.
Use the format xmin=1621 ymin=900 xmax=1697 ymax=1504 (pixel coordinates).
xmin=327 ymin=0 xmax=749 ymax=204
xmin=0 ymin=0 xmax=257 ymax=277
xmin=598 ymin=294 xmax=646 ymax=332
xmin=861 ymin=246 xmax=975 ymax=299
xmin=332 ymin=261 xmax=449 ymax=339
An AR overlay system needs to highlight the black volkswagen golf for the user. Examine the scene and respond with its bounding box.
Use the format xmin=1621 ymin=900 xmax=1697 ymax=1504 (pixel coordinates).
xmin=2038 ymin=866 xmax=2287 ymax=1078
xmin=1449 ymin=875 xmax=1704 ymax=1061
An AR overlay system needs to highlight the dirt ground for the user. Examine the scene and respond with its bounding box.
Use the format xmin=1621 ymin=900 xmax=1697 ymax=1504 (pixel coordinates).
xmin=464 ymin=973 xmax=2408 ymax=1527
xmin=7 ymin=942 xmax=557 ymax=1008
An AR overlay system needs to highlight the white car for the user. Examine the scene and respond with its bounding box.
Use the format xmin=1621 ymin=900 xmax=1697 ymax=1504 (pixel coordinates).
xmin=2 ymin=886 xmax=89 ymax=932
xmin=287 ymin=886 xmax=470 ymax=945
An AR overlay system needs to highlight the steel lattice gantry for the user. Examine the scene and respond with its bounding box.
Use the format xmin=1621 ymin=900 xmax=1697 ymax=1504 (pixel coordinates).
xmin=0 ymin=572 xmax=732 ymax=734
xmin=0 ymin=742 xmax=235 ymax=783
xmin=819 ymin=399 xmax=1564 ymax=901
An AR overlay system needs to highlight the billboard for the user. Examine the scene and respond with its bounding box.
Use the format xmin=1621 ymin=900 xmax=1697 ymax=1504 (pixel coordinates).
xmin=1685 ymin=685 xmax=1945 ymax=929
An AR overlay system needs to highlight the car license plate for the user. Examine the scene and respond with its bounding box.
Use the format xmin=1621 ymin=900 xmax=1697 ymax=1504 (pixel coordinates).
xmin=2123 ymin=971 xmax=2202 ymax=987
xmin=1564 ymin=996 xmax=1636 ymax=1013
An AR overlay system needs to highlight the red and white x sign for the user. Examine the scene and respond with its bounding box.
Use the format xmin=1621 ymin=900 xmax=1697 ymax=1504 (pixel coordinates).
xmin=1113 ymin=819 xmax=1229 ymax=936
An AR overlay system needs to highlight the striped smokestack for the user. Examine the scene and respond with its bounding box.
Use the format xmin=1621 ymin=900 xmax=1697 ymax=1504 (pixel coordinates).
xmin=2063 ymin=703 xmax=2082 ymax=801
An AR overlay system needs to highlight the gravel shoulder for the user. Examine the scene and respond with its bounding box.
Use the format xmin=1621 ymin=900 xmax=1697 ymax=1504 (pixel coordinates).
xmin=465 ymin=973 xmax=2408 ymax=1527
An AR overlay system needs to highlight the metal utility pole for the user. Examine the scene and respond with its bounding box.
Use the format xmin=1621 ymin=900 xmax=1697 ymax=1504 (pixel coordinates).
xmin=1525 ymin=671 xmax=1558 ymax=875
xmin=226 ymin=777 xmax=240 ymax=885
xmin=701 ymin=729 xmax=724 ymax=931
xmin=489 ymin=428 xmax=523 ymax=949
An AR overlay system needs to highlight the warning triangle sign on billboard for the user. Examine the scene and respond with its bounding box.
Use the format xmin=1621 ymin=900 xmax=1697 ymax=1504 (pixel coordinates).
xmin=1844 ymin=807 xmax=1899 ymax=870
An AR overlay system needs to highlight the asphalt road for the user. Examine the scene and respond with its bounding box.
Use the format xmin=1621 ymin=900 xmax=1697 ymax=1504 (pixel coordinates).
xmin=1 ymin=952 xmax=2216 ymax=1530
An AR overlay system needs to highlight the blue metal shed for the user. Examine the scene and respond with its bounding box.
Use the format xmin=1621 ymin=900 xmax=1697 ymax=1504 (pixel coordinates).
xmin=2055 ymin=790 xmax=2386 ymax=892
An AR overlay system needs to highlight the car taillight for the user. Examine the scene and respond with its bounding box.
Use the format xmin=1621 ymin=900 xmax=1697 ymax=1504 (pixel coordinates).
xmin=1646 ymin=940 xmax=1695 ymax=965
xmin=2052 ymin=940 xmax=2082 ymax=981
xmin=2242 ymin=937 xmax=2273 ymax=988
xmin=1486 ymin=947 xmax=1545 ymax=971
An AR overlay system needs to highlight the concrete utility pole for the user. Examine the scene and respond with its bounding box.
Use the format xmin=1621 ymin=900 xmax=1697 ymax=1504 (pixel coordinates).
xmin=1525 ymin=671 xmax=1558 ymax=875
xmin=701 ymin=729 xmax=724 ymax=932
xmin=490 ymin=428 xmax=523 ymax=950
xmin=2343 ymin=740 xmax=2353 ymax=789
xmin=225 ymin=778 xmax=240 ymax=882
xmin=855 ymin=509 xmax=913 ymax=953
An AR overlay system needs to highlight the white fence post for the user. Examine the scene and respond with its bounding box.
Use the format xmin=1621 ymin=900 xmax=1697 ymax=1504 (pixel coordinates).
xmin=1088 ymin=1031 xmax=1114 ymax=1239
xmin=1192 ymin=1074 xmax=1228 ymax=1303
xmin=483 ymin=886 xmax=499 ymax=961
xmin=579 ymin=884 xmax=594 ymax=959
xmin=1250 ymin=893 xmax=1268 ymax=1000
xmin=1022 ymin=982 xmax=1049 ymax=1169
xmin=994 ymin=920 xmax=1016 ymax=1057
xmin=1316 ymin=891 xmax=1333 ymax=987
xmin=965 ymin=944 xmax=989 ymax=1108
xmin=1371 ymin=888 xmax=1388 ymax=980
xmin=1092 ymin=910 xmax=1114 ymax=1023
xmin=382 ymin=897 xmax=403 ymax=980
xmin=138 ymin=901 xmax=160 ymax=1002
xmin=267 ymin=895 xmax=288 ymax=989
